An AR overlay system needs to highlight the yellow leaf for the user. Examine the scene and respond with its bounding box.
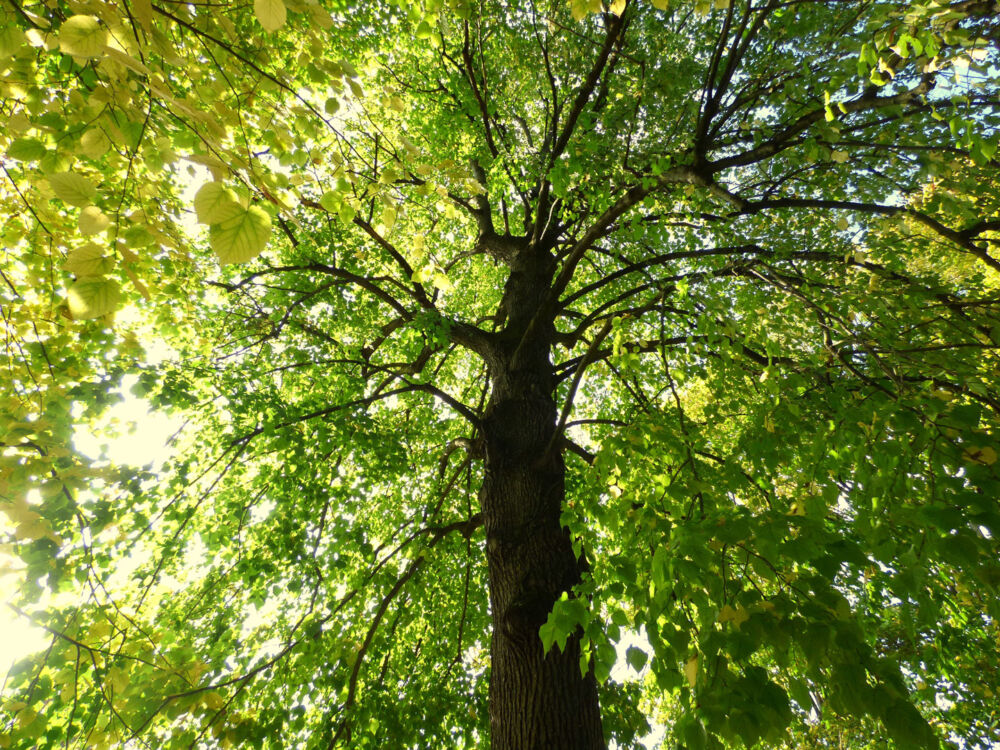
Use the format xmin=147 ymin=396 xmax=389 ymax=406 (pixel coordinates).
xmin=48 ymin=172 xmax=97 ymax=207
xmin=16 ymin=707 xmax=37 ymax=730
xmin=718 ymin=604 xmax=750 ymax=628
xmin=194 ymin=182 xmax=242 ymax=225
xmin=0 ymin=26 xmax=26 ymax=60
xmin=104 ymin=47 xmax=150 ymax=76
xmin=15 ymin=516 xmax=60 ymax=544
xmin=79 ymin=206 xmax=111 ymax=236
xmin=80 ymin=129 xmax=110 ymax=159
xmin=254 ymin=0 xmax=287 ymax=32
xmin=107 ymin=667 xmax=129 ymax=694
xmin=132 ymin=0 xmax=153 ymax=32
xmin=964 ymin=446 xmax=997 ymax=465
xmin=64 ymin=243 xmax=115 ymax=276
xmin=59 ymin=16 xmax=107 ymax=58
xmin=836 ymin=217 xmax=850 ymax=231
xmin=203 ymin=692 xmax=225 ymax=711
xmin=684 ymin=654 xmax=699 ymax=688
xmin=67 ymin=277 xmax=120 ymax=319
xmin=309 ymin=4 xmax=334 ymax=28
xmin=209 ymin=206 xmax=272 ymax=265
xmin=432 ymin=272 xmax=454 ymax=292
xmin=609 ymin=0 xmax=626 ymax=15
xmin=380 ymin=205 xmax=397 ymax=233
xmin=831 ymin=150 xmax=849 ymax=163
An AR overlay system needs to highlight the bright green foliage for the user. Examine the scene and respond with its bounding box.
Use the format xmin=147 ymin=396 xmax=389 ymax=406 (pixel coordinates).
xmin=1 ymin=0 xmax=999 ymax=748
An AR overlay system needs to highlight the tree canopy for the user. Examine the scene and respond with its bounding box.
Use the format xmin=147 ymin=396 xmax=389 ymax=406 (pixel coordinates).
xmin=1 ymin=0 xmax=1000 ymax=747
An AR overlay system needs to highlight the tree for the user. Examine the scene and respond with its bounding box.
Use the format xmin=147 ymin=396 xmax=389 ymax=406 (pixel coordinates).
xmin=1 ymin=0 xmax=999 ymax=747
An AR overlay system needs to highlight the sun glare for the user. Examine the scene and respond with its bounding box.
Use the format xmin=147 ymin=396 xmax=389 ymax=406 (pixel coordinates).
xmin=1 ymin=379 xmax=183 ymax=681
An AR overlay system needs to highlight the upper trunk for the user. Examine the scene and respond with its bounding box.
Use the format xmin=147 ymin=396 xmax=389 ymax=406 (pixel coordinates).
xmin=479 ymin=244 xmax=605 ymax=750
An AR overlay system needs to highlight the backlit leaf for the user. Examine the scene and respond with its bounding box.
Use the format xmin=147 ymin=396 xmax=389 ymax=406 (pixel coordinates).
xmin=63 ymin=243 xmax=115 ymax=276
xmin=67 ymin=277 xmax=121 ymax=319
xmin=79 ymin=206 xmax=111 ymax=236
xmin=209 ymin=206 xmax=272 ymax=264
xmin=58 ymin=15 xmax=107 ymax=58
xmin=254 ymin=0 xmax=287 ymax=32
xmin=194 ymin=182 xmax=242 ymax=225
xmin=6 ymin=139 xmax=46 ymax=162
xmin=48 ymin=172 xmax=97 ymax=207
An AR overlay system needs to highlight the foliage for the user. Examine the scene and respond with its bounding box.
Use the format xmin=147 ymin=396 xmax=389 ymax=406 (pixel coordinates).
xmin=1 ymin=0 xmax=999 ymax=747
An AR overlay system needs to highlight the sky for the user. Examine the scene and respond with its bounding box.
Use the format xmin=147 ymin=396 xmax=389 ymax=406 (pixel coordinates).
xmin=0 ymin=380 xmax=183 ymax=681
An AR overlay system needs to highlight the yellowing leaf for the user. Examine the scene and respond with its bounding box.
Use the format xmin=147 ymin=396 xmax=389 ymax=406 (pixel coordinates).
xmin=58 ymin=16 xmax=107 ymax=58
xmin=650 ymin=0 xmax=669 ymax=9
xmin=15 ymin=707 xmax=37 ymax=730
xmin=609 ymin=0 xmax=626 ymax=15
xmin=831 ymin=150 xmax=849 ymax=163
xmin=254 ymin=0 xmax=287 ymax=32
xmin=684 ymin=654 xmax=699 ymax=688
xmin=194 ymin=182 xmax=242 ymax=225
xmin=836 ymin=217 xmax=850 ymax=231
xmin=209 ymin=206 xmax=272 ymax=265
xmin=79 ymin=206 xmax=111 ymax=236
xmin=569 ymin=0 xmax=601 ymax=20
xmin=432 ymin=272 xmax=454 ymax=292
xmin=319 ymin=191 xmax=341 ymax=213
xmin=964 ymin=446 xmax=997 ymax=465
xmin=132 ymin=0 xmax=153 ymax=32
xmin=203 ymin=692 xmax=225 ymax=711
xmin=380 ymin=205 xmax=397 ymax=232
xmin=718 ymin=604 xmax=750 ymax=628
xmin=107 ymin=667 xmax=129 ymax=694
xmin=80 ymin=129 xmax=110 ymax=159
xmin=6 ymin=138 xmax=46 ymax=162
xmin=64 ymin=243 xmax=115 ymax=276
xmin=309 ymin=4 xmax=333 ymax=28
xmin=68 ymin=278 xmax=121 ymax=319
xmin=0 ymin=25 xmax=26 ymax=60
xmin=48 ymin=172 xmax=97 ymax=207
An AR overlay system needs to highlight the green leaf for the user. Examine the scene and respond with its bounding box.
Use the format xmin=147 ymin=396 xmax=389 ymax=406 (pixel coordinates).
xmin=58 ymin=15 xmax=107 ymax=58
xmin=79 ymin=129 xmax=111 ymax=160
xmin=254 ymin=0 xmax=287 ymax=32
xmin=209 ymin=206 xmax=272 ymax=264
xmin=67 ymin=278 xmax=120 ymax=319
xmin=194 ymin=182 xmax=242 ymax=225
xmin=6 ymin=138 xmax=46 ymax=162
xmin=64 ymin=243 xmax=115 ymax=276
xmin=681 ymin=717 xmax=707 ymax=750
xmin=78 ymin=206 xmax=111 ymax=236
xmin=319 ymin=191 xmax=341 ymax=213
xmin=48 ymin=172 xmax=97 ymax=207
xmin=625 ymin=646 xmax=648 ymax=672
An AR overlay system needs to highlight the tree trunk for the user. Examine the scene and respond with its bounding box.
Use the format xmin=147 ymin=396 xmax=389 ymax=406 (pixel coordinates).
xmin=479 ymin=246 xmax=605 ymax=750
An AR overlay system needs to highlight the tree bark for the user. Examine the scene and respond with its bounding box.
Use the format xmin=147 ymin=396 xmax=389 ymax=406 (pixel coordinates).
xmin=479 ymin=246 xmax=605 ymax=750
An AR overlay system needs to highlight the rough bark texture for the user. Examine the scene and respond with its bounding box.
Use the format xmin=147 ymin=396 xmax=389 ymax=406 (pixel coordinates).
xmin=480 ymin=244 xmax=606 ymax=750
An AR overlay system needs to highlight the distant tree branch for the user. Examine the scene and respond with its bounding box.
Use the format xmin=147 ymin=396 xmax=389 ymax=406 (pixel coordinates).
xmin=733 ymin=199 xmax=1000 ymax=273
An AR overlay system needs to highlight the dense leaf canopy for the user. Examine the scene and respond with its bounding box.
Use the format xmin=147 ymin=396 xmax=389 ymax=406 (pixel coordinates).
xmin=2 ymin=0 xmax=1000 ymax=747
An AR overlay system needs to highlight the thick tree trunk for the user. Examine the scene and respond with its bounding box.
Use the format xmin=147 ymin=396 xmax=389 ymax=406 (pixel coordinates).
xmin=479 ymin=246 xmax=605 ymax=750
